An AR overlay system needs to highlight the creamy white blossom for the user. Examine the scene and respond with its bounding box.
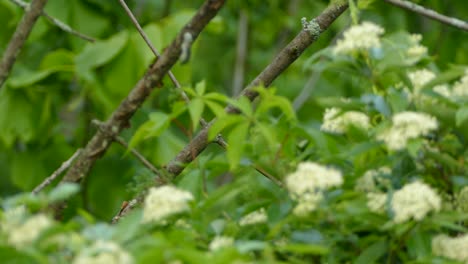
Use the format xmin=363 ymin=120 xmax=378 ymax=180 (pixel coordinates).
xmin=239 ymin=208 xmax=267 ymax=226
xmin=391 ymin=181 xmax=441 ymax=223
xmin=292 ymin=192 xmax=323 ymax=217
xmin=73 ymin=240 xmax=133 ymax=264
xmin=355 ymin=167 xmax=391 ymax=192
xmin=3 ymin=211 xmax=53 ymax=248
xmin=456 ymin=186 xmax=468 ymax=213
xmin=321 ymin=108 xmax=370 ymax=134
xmin=408 ymin=69 xmax=435 ymax=92
xmin=452 ymin=69 xmax=468 ymax=97
xmin=142 ymin=186 xmax=194 ymax=223
xmin=286 ymin=162 xmax=343 ymax=216
xmin=333 ymin=21 xmax=384 ymax=54
xmin=366 ymin=192 xmax=387 ymax=214
xmin=377 ymin=111 xmax=438 ymax=151
xmin=209 ymin=236 xmax=234 ymax=251
xmin=432 ymin=233 xmax=468 ymax=263
xmin=406 ymin=34 xmax=427 ymax=58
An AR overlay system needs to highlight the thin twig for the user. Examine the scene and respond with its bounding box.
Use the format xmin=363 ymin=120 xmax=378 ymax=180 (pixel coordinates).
xmin=118 ymin=0 xmax=227 ymax=147
xmin=232 ymin=9 xmax=248 ymax=96
xmin=32 ymin=149 xmax=82 ymax=194
xmin=384 ymin=0 xmax=468 ymax=32
xmin=10 ymin=0 xmax=95 ymax=42
xmin=0 ymin=0 xmax=48 ymax=88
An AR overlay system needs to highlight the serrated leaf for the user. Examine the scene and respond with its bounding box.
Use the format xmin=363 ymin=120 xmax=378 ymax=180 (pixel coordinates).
xmin=188 ymin=98 xmax=205 ymax=131
xmin=205 ymin=100 xmax=225 ymax=117
xmin=204 ymin=92 xmax=229 ymax=102
xmin=129 ymin=112 xmax=171 ymax=148
xmin=227 ymin=122 xmax=249 ymax=170
xmin=456 ymin=106 xmax=468 ymax=127
xmin=48 ymin=183 xmax=80 ymax=203
xmin=227 ymin=96 xmax=253 ymax=117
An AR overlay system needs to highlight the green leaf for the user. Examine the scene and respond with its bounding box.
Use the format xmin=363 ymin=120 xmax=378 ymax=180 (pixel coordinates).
xmin=48 ymin=183 xmax=80 ymax=203
xmin=205 ymin=100 xmax=226 ymax=117
xmin=195 ymin=80 xmax=206 ymax=95
xmin=227 ymin=96 xmax=253 ymax=117
xmin=75 ymin=31 xmax=128 ymax=80
xmin=188 ymin=98 xmax=205 ymax=131
xmin=208 ymin=115 xmax=244 ymax=141
xmin=456 ymin=106 xmax=468 ymax=127
xmin=129 ymin=112 xmax=171 ymax=148
xmin=348 ymin=0 xmax=359 ymax=24
xmin=227 ymin=122 xmax=249 ymax=169
xmin=354 ymin=239 xmax=387 ymax=264
xmin=277 ymin=243 xmax=329 ymax=255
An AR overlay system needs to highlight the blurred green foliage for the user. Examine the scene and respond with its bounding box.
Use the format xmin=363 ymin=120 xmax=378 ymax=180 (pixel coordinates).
xmin=0 ymin=0 xmax=467 ymax=262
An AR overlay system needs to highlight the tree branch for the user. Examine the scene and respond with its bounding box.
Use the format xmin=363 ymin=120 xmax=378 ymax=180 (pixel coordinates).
xmin=32 ymin=149 xmax=82 ymax=194
xmin=10 ymin=0 xmax=95 ymax=42
xmin=118 ymin=0 xmax=227 ymax=148
xmin=165 ymin=2 xmax=348 ymax=178
xmin=384 ymin=0 xmax=468 ymax=32
xmin=0 ymin=0 xmax=49 ymax=88
xmin=60 ymin=0 xmax=227 ymax=185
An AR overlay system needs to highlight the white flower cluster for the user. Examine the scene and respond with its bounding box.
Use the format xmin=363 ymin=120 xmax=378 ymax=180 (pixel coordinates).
xmin=355 ymin=167 xmax=392 ymax=192
xmin=239 ymin=208 xmax=267 ymax=226
xmin=366 ymin=181 xmax=441 ymax=223
xmin=452 ymin=69 xmax=468 ymax=97
xmin=408 ymin=69 xmax=436 ymax=93
xmin=406 ymin=34 xmax=427 ymax=58
xmin=285 ymin=162 xmax=343 ymax=216
xmin=333 ymin=21 xmax=384 ymax=54
xmin=142 ymin=186 xmax=194 ymax=223
xmin=209 ymin=236 xmax=234 ymax=251
xmin=1 ymin=207 xmax=53 ymax=248
xmin=456 ymin=186 xmax=468 ymax=212
xmin=377 ymin=111 xmax=438 ymax=151
xmin=432 ymin=233 xmax=468 ymax=263
xmin=73 ymin=240 xmax=133 ymax=264
xmin=391 ymin=181 xmax=441 ymax=223
xmin=321 ymin=108 xmax=370 ymax=134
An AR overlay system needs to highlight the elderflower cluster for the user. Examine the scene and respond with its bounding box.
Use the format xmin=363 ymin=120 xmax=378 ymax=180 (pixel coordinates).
xmin=73 ymin=240 xmax=133 ymax=264
xmin=320 ymin=108 xmax=370 ymax=134
xmin=239 ymin=208 xmax=267 ymax=226
xmin=452 ymin=69 xmax=468 ymax=97
xmin=355 ymin=167 xmax=392 ymax=192
xmin=285 ymin=162 xmax=343 ymax=216
xmin=391 ymin=181 xmax=441 ymax=223
xmin=209 ymin=236 xmax=234 ymax=251
xmin=1 ymin=207 xmax=53 ymax=248
xmin=406 ymin=34 xmax=427 ymax=58
xmin=408 ymin=69 xmax=436 ymax=92
xmin=142 ymin=186 xmax=194 ymax=223
xmin=377 ymin=111 xmax=438 ymax=151
xmin=456 ymin=186 xmax=468 ymax=213
xmin=366 ymin=181 xmax=441 ymax=223
xmin=432 ymin=233 xmax=468 ymax=263
xmin=333 ymin=21 xmax=384 ymax=54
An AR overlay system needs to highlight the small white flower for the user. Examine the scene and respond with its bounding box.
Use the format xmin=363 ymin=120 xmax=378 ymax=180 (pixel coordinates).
xmin=73 ymin=240 xmax=133 ymax=264
xmin=391 ymin=181 xmax=441 ymax=223
xmin=286 ymin=162 xmax=343 ymax=197
xmin=7 ymin=213 xmax=53 ymax=248
xmin=432 ymin=233 xmax=468 ymax=262
xmin=333 ymin=21 xmax=384 ymax=54
xmin=452 ymin=69 xmax=468 ymax=97
xmin=142 ymin=186 xmax=194 ymax=223
xmin=408 ymin=69 xmax=436 ymax=92
xmin=292 ymin=192 xmax=323 ymax=217
xmin=377 ymin=111 xmax=438 ymax=151
xmin=239 ymin=208 xmax=267 ymax=226
xmin=406 ymin=34 xmax=427 ymax=59
xmin=321 ymin=108 xmax=370 ymax=134
xmin=366 ymin=192 xmax=387 ymax=214
xmin=209 ymin=236 xmax=234 ymax=251
xmin=355 ymin=167 xmax=392 ymax=192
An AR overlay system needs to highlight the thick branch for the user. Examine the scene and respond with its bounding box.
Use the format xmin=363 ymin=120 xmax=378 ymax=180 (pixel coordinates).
xmin=60 ymin=0 xmax=226 ymax=184
xmin=384 ymin=0 xmax=468 ymax=32
xmin=165 ymin=2 xmax=348 ymax=178
xmin=0 ymin=0 xmax=48 ymax=88
xmin=10 ymin=0 xmax=95 ymax=42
